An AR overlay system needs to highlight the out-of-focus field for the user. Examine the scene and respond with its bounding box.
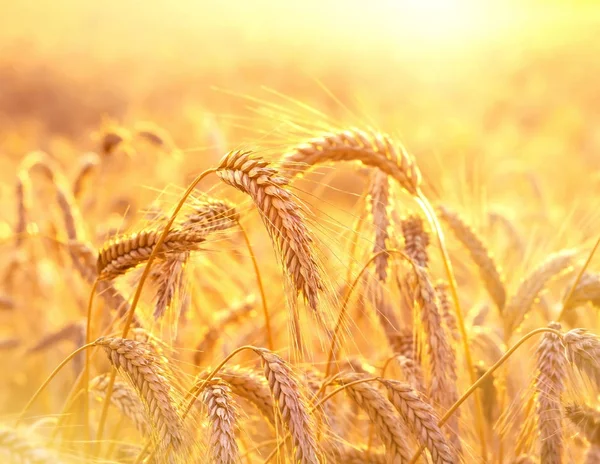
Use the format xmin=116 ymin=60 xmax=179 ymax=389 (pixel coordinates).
xmin=1 ymin=1 xmax=600 ymax=463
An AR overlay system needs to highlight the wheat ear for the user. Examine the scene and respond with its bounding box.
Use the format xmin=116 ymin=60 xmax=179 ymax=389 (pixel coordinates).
xmin=256 ymin=348 xmax=320 ymax=463
xmin=505 ymin=250 xmax=575 ymax=334
xmin=0 ymin=423 xmax=58 ymax=463
xmin=367 ymin=170 xmax=392 ymax=281
xmin=337 ymin=372 xmax=412 ymax=462
xmin=95 ymin=337 xmax=187 ymax=453
xmin=562 ymin=272 xmax=600 ymax=312
xmin=438 ymin=205 xmax=506 ymax=310
xmin=565 ymin=403 xmax=600 ymax=444
xmin=90 ymin=374 xmax=149 ymax=435
xmin=380 ymin=378 xmax=455 ymax=464
xmin=563 ymin=328 xmax=600 ymax=389
xmin=324 ymin=444 xmax=386 ymax=464
xmin=203 ymin=379 xmax=241 ymax=464
xmin=535 ymin=322 xmax=566 ymax=464
xmin=216 ymin=150 xmax=323 ymax=317
xmin=281 ymin=128 xmax=421 ymax=195
xmin=196 ymin=366 xmax=275 ymax=427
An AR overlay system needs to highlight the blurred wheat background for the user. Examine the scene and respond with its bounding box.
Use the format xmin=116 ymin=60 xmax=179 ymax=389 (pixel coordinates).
xmin=1 ymin=1 xmax=600 ymax=463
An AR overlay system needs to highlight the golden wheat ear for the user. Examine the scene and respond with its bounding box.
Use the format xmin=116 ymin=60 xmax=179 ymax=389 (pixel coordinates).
xmin=216 ymin=150 xmax=324 ymax=325
xmin=202 ymin=379 xmax=241 ymax=464
xmin=535 ymin=322 xmax=566 ymax=464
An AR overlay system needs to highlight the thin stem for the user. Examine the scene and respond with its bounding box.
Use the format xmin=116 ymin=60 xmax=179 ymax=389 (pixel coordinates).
xmin=16 ymin=341 xmax=98 ymax=426
xmin=558 ymin=235 xmax=600 ymax=321
xmin=83 ymin=278 xmax=98 ymax=450
xmin=415 ymin=192 xmax=488 ymax=458
xmin=324 ymin=249 xmax=411 ymax=379
xmin=345 ymin=192 xmax=369 ymax=285
xmin=408 ymin=327 xmax=562 ymax=463
xmin=237 ymin=220 xmax=273 ymax=351
xmin=95 ymin=167 xmax=217 ymax=449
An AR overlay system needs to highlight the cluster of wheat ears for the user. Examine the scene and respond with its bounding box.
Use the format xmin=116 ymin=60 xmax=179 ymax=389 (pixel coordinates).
xmin=1 ymin=122 xmax=599 ymax=464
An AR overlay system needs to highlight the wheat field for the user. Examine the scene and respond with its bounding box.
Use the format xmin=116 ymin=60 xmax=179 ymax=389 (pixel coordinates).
xmin=2 ymin=1 xmax=600 ymax=463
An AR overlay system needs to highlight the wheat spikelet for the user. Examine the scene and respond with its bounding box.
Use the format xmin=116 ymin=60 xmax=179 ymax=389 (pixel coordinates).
xmin=586 ymin=444 xmax=600 ymax=464
xmin=401 ymin=215 xmax=430 ymax=268
xmin=563 ymin=328 xmax=600 ymax=390
xmin=565 ymin=403 xmax=600 ymax=444
xmin=95 ymin=337 xmax=186 ymax=453
xmin=202 ymin=379 xmax=241 ymax=464
xmin=535 ymin=322 xmax=566 ymax=464
xmin=281 ymin=128 xmax=421 ymax=196
xmin=90 ymin=374 xmax=149 ymax=435
xmin=380 ymin=378 xmax=455 ymax=464
xmin=505 ymin=250 xmax=575 ymax=334
xmin=196 ymin=366 xmax=275 ymax=427
xmin=563 ymin=272 xmax=600 ymax=312
xmin=389 ymin=329 xmax=417 ymax=359
xmin=438 ymin=205 xmax=506 ymax=310
xmin=0 ymin=424 xmax=58 ymax=463
xmin=216 ymin=150 xmax=323 ymax=315
xmin=255 ymin=348 xmax=320 ymax=463
xmin=435 ymin=281 xmax=459 ymax=342
xmin=367 ymin=170 xmax=392 ymax=282
xmin=336 ymin=372 xmax=412 ymax=462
